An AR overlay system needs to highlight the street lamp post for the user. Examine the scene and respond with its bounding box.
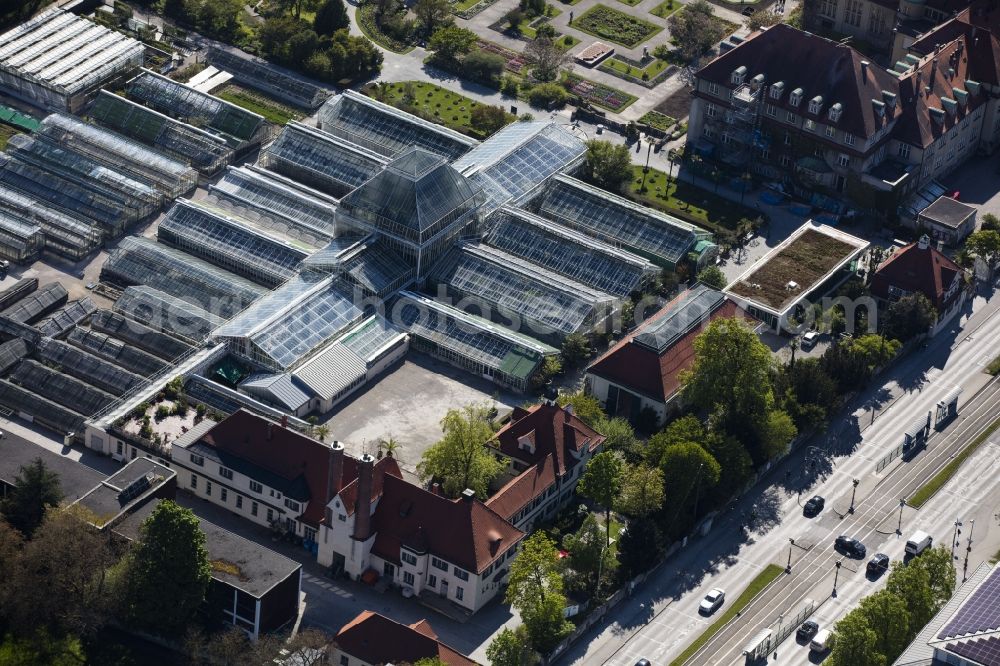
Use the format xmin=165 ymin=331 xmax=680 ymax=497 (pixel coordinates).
xmin=952 ymin=519 xmax=963 ymax=560
xmin=963 ymin=519 xmax=975 ymax=581
xmin=849 ymin=478 xmax=860 ymax=514
xmin=832 ymin=560 xmax=842 ymax=597
xmin=786 ymin=538 xmax=795 ymax=573
xmin=896 ymin=499 xmax=906 ymax=535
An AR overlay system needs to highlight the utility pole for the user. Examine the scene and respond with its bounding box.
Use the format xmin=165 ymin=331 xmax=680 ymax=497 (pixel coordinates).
xmin=849 ymin=478 xmax=860 ymax=514
xmin=786 ymin=538 xmax=795 ymax=573
xmin=832 ymin=559 xmax=842 ymax=597
xmin=952 ymin=519 xmax=963 ymax=560
xmin=896 ymin=499 xmax=906 ymax=535
xmin=963 ymin=519 xmax=975 ymax=581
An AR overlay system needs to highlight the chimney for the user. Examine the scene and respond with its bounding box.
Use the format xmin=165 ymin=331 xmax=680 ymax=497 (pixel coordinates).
xmin=461 ymin=488 xmax=476 ymax=502
xmin=326 ymin=441 xmax=345 ymax=506
xmin=861 ymin=60 xmax=870 ymax=80
xmin=918 ymin=234 xmax=930 ymax=250
xmin=352 ymin=454 xmax=376 ymax=541
xmin=281 ymin=414 xmax=288 ymax=428
xmin=432 ymin=482 xmax=441 ymax=496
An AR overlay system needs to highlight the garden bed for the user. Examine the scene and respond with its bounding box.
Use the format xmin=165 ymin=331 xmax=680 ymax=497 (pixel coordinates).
xmin=366 ymin=80 xmax=513 ymax=138
xmin=476 ymin=39 xmax=529 ymax=74
xmin=598 ymin=55 xmax=674 ymax=87
xmin=356 ymin=3 xmax=415 ymax=53
xmin=570 ymin=4 xmax=662 ymax=48
xmin=627 ymin=165 xmax=758 ymax=234
xmin=638 ymin=110 xmax=675 ymax=132
xmin=650 ymin=0 xmax=681 ymax=17
xmin=214 ymin=83 xmax=304 ymax=125
xmin=564 ymin=72 xmax=636 ymax=111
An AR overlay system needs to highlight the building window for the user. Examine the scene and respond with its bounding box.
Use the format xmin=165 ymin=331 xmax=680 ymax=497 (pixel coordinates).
xmin=266 ymin=508 xmax=273 ymax=522
xmin=428 ymin=575 xmax=437 ymax=588
xmin=786 ymin=111 xmax=796 ymax=123
xmin=338 ymin=514 xmax=346 ymax=522
xmin=844 ymin=133 xmax=856 ymax=146
xmin=116 ymin=441 xmax=124 ymax=456
xmin=784 ymin=132 xmax=792 ymax=146
xmin=454 ymin=567 xmax=470 ymax=581
xmin=760 ymin=147 xmax=770 ymax=160
xmin=868 ymin=9 xmax=887 ymax=35
xmin=898 ymin=143 xmax=911 ymax=159
xmin=383 ymin=562 xmax=396 ymax=578
xmin=780 ymin=155 xmax=792 ymax=167
xmin=770 ymin=82 xmax=784 ymax=99
xmin=432 ymin=557 xmax=449 ymax=572
xmin=805 ymin=119 xmax=816 ymax=132
xmin=818 ymin=0 xmax=836 ymax=17
xmin=205 ymin=481 xmax=212 ymax=497
xmin=844 ymin=0 xmax=862 ymax=26
xmin=814 ymin=147 xmax=824 ymax=157
xmin=190 ymin=475 xmax=197 ymax=489
xmin=838 ymin=154 xmax=850 ymax=167
xmin=704 ymin=127 xmax=716 ymax=139
xmin=706 ymin=104 xmax=717 ymax=118
xmin=721 ymin=133 xmax=732 ymax=145
xmin=284 ymin=498 xmax=300 ymax=512
xmin=808 ymin=99 xmax=822 ymax=115
xmin=825 ymin=126 xmax=836 ymax=138
xmin=402 ymin=551 xmax=418 ymax=566
xmin=252 ymin=502 xmax=258 ymax=517
xmin=219 ymin=466 xmax=233 ymax=480
xmin=220 ymin=488 xmax=228 ymax=503
xmin=708 ymin=82 xmax=720 ymax=96
xmin=455 ymin=587 xmax=464 ymax=601
xmin=403 ymin=572 xmax=415 ymax=586
xmin=236 ymin=495 xmax=243 ymax=509
xmin=340 ymin=656 xmax=349 ymax=666
xmin=250 ymin=480 xmax=263 ymax=494
xmin=190 ymin=454 xmax=204 ymax=466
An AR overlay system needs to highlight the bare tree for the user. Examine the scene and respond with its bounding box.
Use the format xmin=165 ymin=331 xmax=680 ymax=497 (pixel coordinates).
xmin=525 ymin=36 xmax=571 ymax=82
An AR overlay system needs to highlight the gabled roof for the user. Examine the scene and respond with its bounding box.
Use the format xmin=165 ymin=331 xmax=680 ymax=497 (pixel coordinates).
xmin=368 ymin=474 xmax=523 ymax=574
xmin=587 ymin=286 xmax=753 ymax=402
xmin=335 ymin=611 xmax=480 ymax=666
xmin=485 ymin=453 xmax=557 ymax=521
xmin=695 ymin=24 xmax=901 ymax=140
xmin=870 ymin=240 xmax=965 ymax=311
xmin=493 ymin=402 xmax=604 ymax=474
xmin=186 ymin=409 xmax=392 ymax=527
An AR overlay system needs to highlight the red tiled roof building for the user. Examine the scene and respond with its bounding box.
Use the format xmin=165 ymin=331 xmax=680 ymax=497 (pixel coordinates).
xmin=333 ymin=611 xmax=480 ymax=666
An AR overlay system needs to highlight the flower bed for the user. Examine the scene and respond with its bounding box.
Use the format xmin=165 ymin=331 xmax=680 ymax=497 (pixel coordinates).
xmin=598 ymin=55 xmax=674 ymax=87
xmin=452 ymin=0 xmax=502 ymax=19
xmin=638 ymin=110 xmax=675 ymax=132
xmin=570 ymin=4 xmax=662 ymax=48
xmin=477 ymin=39 xmax=528 ymax=74
xmin=564 ymin=73 xmax=636 ymax=111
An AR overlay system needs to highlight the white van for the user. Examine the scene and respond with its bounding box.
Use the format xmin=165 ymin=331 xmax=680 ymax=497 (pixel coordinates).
xmin=906 ymin=531 xmax=933 ymax=556
xmin=810 ymin=628 xmax=832 ymax=652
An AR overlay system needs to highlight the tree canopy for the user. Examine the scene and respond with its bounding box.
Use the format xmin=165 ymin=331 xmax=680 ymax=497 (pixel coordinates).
xmin=616 ymin=465 xmax=665 ymax=518
xmin=428 ymin=25 xmax=478 ymax=63
xmin=667 ymin=0 xmax=728 ymax=61
xmin=582 ymin=140 xmax=633 ymax=193
xmin=562 ymin=513 xmax=617 ymax=595
xmin=577 ymin=451 xmax=624 ymax=545
xmin=486 ymin=624 xmax=539 ymax=666
xmin=556 ymin=392 xmax=604 ymax=428
xmin=417 ymin=402 xmax=503 ymax=498
xmin=505 ymin=533 xmax=573 ymax=655
xmin=966 ymin=229 xmax=1000 ymax=277
xmin=313 ymin=0 xmax=349 ymax=35
xmin=696 ymin=265 xmax=727 ymax=290
xmin=413 ymin=0 xmax=452 ymax=34
xmin=1 ymin=458 xmax=62 ymax=538
xmin=884 ymin=293 xmax=937 ymax=342
xmin=123 ymin=501 xmax=211 ymax=635
xmin=525 ymin=35 xmax=570 ymax=82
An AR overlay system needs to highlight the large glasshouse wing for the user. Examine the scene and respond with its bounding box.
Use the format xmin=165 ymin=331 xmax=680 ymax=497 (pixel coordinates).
xmin=66 ymin=327 xmax=168 ymax=377
xmin=11 ymin=359 xmax=116 ymax=416
xmin=207 ymin=48 xmax=330 ymax=109
xmin=0 ymin=183 xmax=103 ymax=259
xmin=90 ymin=309 xmax=193 ymax=361
xmin=35 ymin=337 xmax=144 ymax=396
xmin=113 ymin=286 xmax=224 ymax=344
xmin=35 ymin=297 xmax=96 ymax=338
xmin=0 ymin=378 xmax=85 ymax=437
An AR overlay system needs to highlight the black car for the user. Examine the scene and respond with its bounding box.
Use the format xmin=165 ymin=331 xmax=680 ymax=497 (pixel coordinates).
xmin=741 ymin=5 xmax=755 ymax=14
xmin=835 ymin=535 xmax=867 ymax=558
xmin=867 ymin=553 xmax=890 ymax=576
xmin=803 ymin=495 xmax=825 ymax=517
xmin=635 ymin=660 xmax=651 ymax=666
xmin=796 ymin=620 xmax=819 ymax=641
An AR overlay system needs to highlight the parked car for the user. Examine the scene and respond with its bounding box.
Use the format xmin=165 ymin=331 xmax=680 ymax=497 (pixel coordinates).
xmin=905 ymin=531 xmax=933 ymax=556
xmin=699 ymin=588 xmax=726 ymax=614
xmin=803 ymin=495 xmax=825 ymax=517
xmin=802 ymin=330 xmax=819 ymax=349
xmin=796 ymin=620 xmax=820 ymax=641
xmin=867 ymin=553 xmax=890 ymax=576
xmin=835 ymin=535 xmax=866 ymax=558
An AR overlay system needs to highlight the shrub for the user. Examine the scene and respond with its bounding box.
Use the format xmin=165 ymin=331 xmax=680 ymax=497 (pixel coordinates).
xmin=527 ymin=81 xmax=568 ymax=108
xmin=155 ymin=405 xmax=170 ymax=421
xmin=464 ymin=49 xmax=506 ymax=85
xmin=500 ymin=75 xmax=520 ymax=96
xmin=470 ymin=104 xmax=510 ymax=135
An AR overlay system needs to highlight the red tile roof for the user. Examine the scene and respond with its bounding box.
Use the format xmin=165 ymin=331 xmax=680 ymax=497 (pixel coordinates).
xmin=336 ymin=611 xmax=480 ymax=666
xmin=196 ymin=409 xmax=396 ymax=527
xmin=587 ymin=290 xmax=752 ymax=402
xmin=337 ymin=454 xmax=402 ymax=518
xmin=369 ymin=474 xmax=523 ymax=574
xmin=485 ymin=453 xmax=558 ymax=521
xmin=871 ymin=241 xmax=965 ymax=312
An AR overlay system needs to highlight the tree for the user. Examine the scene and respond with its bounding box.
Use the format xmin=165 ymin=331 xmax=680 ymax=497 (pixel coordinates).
xmin=667 ymin=0 xmax=727 ymax=61
xmin=505 ymin=8 xmax=525 ymax=30
xmin=681 ymin=317 xmax=775 ymax=432
xmin=617 ymin=517 xmax=663 ymax=577
xmin=520 ymin=0 xmax=546 ymax=16
xmin=745 ymin=8 xmax=782 ymax=30
xmin=884 ymin=293 xmax=937 ymax=342
xmin=313 ymin=424 xmax=331 ymax=441
xmin=378 ymin=435 xmax=402 ymax=458
xmin=703 ymin=434 xmax=753 ymax=506
xmin=413 ymin=0 xmax=452 ymax=34
xmin=487 ymin=625 xmax=539 ymax=666
xmin=1 ymin=458 xmax=62 ymax=538
xmin=259 ymin=17 xmax=306 ymax=62
xmin=829 ymin=611 xmax=885 ymax=666
xmin=577 ymin=451 xmax=624 ymax=546
xmin=313 ymin=0 xmax=349 ymax=35
xmin=753 ymin=409 xmax=797 ymax=460
xmin=856 ymin=590 xmax=910 ymax=663
xmin=562 ymin=514 xmax=616 ymax=594
xmin=556 ymin=391 xmax=604 ymax=427
xmin=655 ymin=443 xmax=720 ymax=532
xmin=505 ymin=533 xmax=573 ymax=655
xmin=885 ymin=562 xmax=936 ymax=630
xmin=582 ymin=140 xmax=633 ymax=193
xmin=593 ymin=416 xmax=640 ymax=462
xmin=696 ymin=265 xmax=727 ymax=289
xmin=427 ymin=25 xmax=478 ymax=63
xmin=283 ymin=628 xmax=334 ymax=665
xmin=464 ymin=51 xmax=507 ymax=87
xmin=912 ymin=545 xmax=956 ymax=606
xmin=123 ymin=501 xmax=211 ymax=635
xmin=414 ymin=658 xmax=449 ymax=666
xmin=981 ymin=212 xmax=1000 ymax=231
xmin=849 ymin=334 xmax=902 ymax=373
xmin=526 ymin=82 xmax=568 ymax=108
xmin=783 ymin=357 xmax=837 ymax=414
xmin=525 ymin=35 xmax=570 ymax=82
xmin=560 ymin=332 xmax=593 ymax=367
xmin=616 ymin=465 xmax=664 ymax=518
xmin=417 ymin=403 xmax=503 ymax=498
xmin=965 ymin=229 xmax=1000 ymax=279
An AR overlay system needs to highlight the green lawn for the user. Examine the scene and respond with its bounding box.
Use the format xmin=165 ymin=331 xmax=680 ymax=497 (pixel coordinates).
xmin=214 ymin=84 xmax=304 ymax=126
xmin=617 ymin=0 xmax=643 ymax=6
xmin=628 ymin=165 xmax=758 ymax=233
xmin=650 ymin=0 xmax=681 ymax=17
xmin=368 ymin=81 xmax=513 ymax=138
xmin=571 ymin=4 xmax=662 ymax=47
xmin=669 ymin=565 xmax=784 ymax=666
xmin=987 ymin=353 xmax=1000 ymax=375
xmin=639 ymin=110 xmax=676 ymax=132
xmin=599 ymin=56 xmax=671 ymax=80
xmin=909 ymin=417 xmax=1000 ymax=508
xmin=452 ymin=0 xmax=485 ymax=12
xmin=556 ymin=34 xmax=580 ymax=49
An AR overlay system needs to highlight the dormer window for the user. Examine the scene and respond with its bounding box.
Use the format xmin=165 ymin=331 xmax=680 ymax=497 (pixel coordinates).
xmin=790 ymin=88 xmax=803 ymax=106
xmin=731 ymin=65 xmax=747 ymax=85
xmin=828 ymin=102 xmax=843 ymax=122
xmin=808 ymin=96 xmax=823 ymax=114
xmin=872 ymin=99 xmax=886 ymax=117
xmin=517 ymin=433 xmax=535 ymax=454
xmin=770 ymin=81 xmax=784 ymax=99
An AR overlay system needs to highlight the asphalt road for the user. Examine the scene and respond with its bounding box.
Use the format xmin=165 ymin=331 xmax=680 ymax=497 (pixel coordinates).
xmin=561 ymin=285 xmax=1000 ymax=666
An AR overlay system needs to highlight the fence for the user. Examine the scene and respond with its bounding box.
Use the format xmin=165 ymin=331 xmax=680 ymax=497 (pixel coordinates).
xmin=742 ymin=598 xmax=818 ymax=663
xmin=876 ymin=442 xmax=905 ymax=473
